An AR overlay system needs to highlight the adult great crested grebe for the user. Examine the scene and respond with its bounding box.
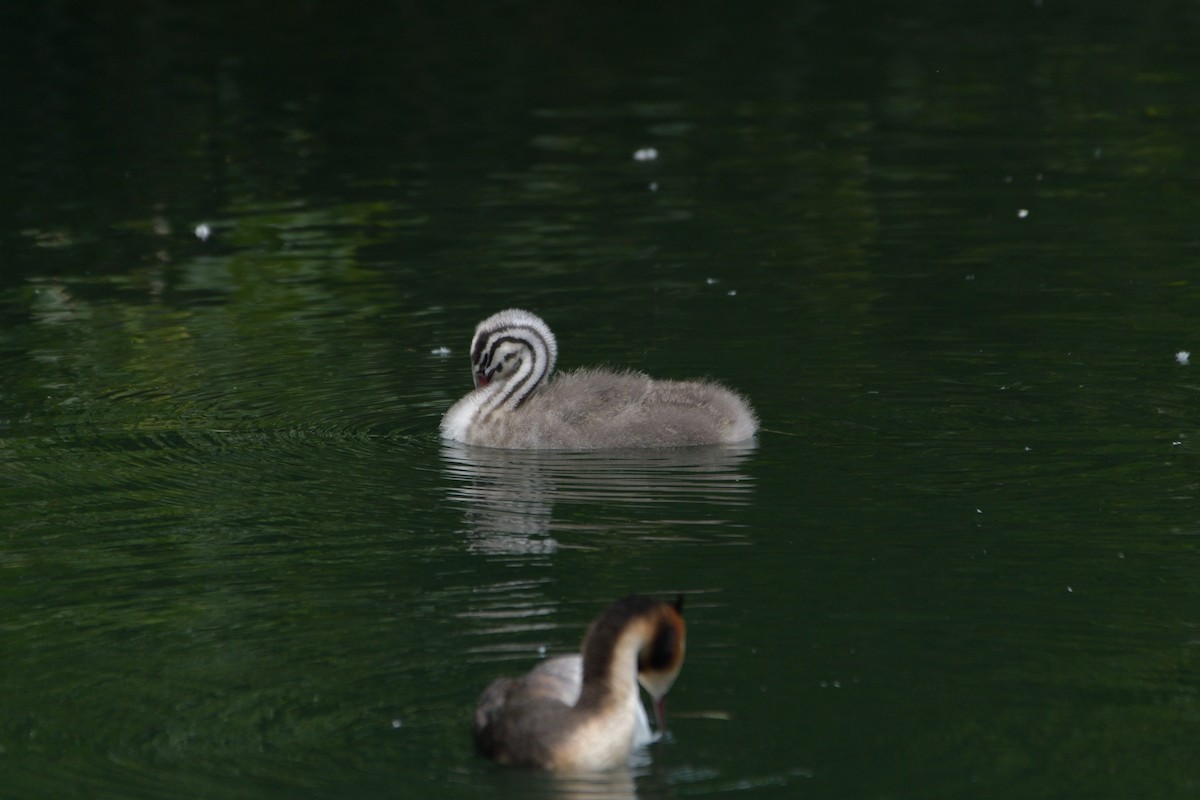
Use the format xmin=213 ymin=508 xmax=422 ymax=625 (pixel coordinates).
xmin=471 ymin=595 xmax=686 ymax=772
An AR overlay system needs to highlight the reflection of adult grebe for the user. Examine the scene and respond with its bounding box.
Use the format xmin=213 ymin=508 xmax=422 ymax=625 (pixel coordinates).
xmin=472 ymin=596 xmax=686 ymax=771
xmin=441 ymin=309 xmax=757 ymax=449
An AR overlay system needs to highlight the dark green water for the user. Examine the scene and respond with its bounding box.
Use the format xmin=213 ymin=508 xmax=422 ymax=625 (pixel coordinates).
xmin=3 ymin=2 xmax=1199 ymax=798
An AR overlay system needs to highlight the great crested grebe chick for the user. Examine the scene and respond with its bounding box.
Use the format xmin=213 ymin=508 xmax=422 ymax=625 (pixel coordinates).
xmin=441 ymin=309 xmax=757 ymax=449
xmin=472 ymin=595 xmax=686 ymax=772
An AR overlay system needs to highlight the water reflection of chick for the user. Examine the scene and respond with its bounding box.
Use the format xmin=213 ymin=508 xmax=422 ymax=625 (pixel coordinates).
xmin=440 ymin=441 xmax=756 ymax=555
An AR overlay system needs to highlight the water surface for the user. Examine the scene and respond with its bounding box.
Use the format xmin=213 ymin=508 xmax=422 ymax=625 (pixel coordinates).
xmin=2 ymin=2 xmax=1199 ymax=798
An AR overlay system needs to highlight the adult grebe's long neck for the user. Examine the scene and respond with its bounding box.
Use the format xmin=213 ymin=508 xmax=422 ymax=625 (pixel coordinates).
xmin=574 ymin=596 xmax=684 ymax=716
xmin=470 ymin=309 xmax=558 ymax=413
xmin=576 ymin=621 xmax=646 ymax=715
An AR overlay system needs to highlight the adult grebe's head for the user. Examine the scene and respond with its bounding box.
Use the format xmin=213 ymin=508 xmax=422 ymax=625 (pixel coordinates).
xmin=635 ymin=595 xmax=686 ymax=731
